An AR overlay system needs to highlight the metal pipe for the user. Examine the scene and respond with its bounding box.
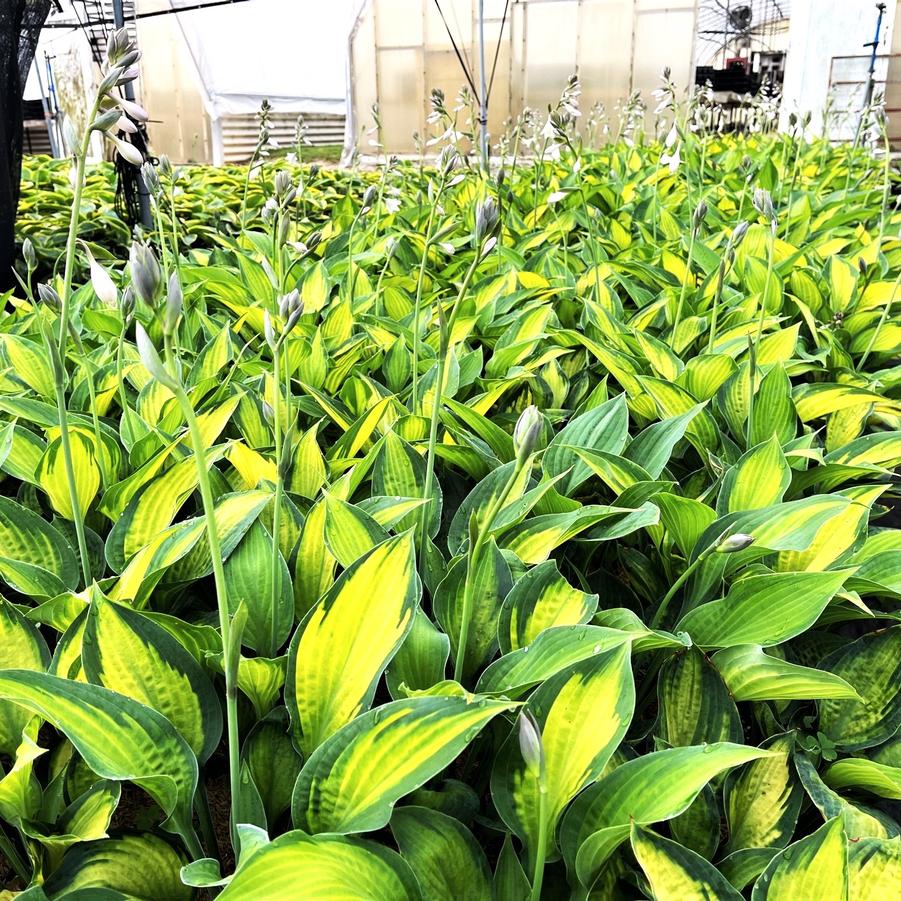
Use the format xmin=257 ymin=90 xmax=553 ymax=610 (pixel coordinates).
xmin=478 ymin=0 xmax=489 ymax=169
xmin=855 ymin=2 xmax=887 ymax=147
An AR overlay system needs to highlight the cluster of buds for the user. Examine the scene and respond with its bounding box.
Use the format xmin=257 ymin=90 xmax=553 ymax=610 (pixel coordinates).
xmin=724 ymin=220 xmax=750 ymax=267
xmin=87 ymin=28 xmax=148 ymax=167
xmin=692 ymin=199 xmax=708 ymax=234
xmin=263 ymin=289 xmax=304 ymax=352
xmin=473 ymin=197 xmax=499 ymax=245
xmin=129 ymin=241 xmax=161 ymax=307
xmin=752 ymin=187 xmax=778 ymax=234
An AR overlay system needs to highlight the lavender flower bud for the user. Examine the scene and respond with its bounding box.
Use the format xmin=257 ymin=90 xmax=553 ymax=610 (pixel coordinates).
xmin=693 ymin=200 xmax=707 ymax=231
xmin=129 ymin=241 xmax=161 ymax=307
xmin=474 ymin=197 xmax=499 ymax=244
xmin=731 ymin=221 xmax=750 ymax=247
xmin=38 ymin=282 xmax=61 ymax=310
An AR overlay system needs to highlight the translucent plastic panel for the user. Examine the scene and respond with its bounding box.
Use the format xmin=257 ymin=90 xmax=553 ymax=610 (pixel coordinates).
xmin=578 ymin=0 xmax=633 ymax=119
xmin=375 ymin=0 xmax=424 ymax=48
xmin=377 ymin=48 xmax=426 ymax=151
xmin=351 ymin=5 xmax=379 ymax=138
xmin=632 ymin=7 xmax=697 ymax=99
xmin=521 ymin=0 xmax=580 ymax=113
xmin=425 ymin=0 xmax=474 ymax=50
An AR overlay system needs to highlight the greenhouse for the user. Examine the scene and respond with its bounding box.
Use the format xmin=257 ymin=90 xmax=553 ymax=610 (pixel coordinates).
xmin=0 ymin=0 xmax=900 ymax=897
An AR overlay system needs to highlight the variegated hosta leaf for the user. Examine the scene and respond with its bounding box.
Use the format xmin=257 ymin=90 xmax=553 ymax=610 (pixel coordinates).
xmin=818 ymin=626 xmax=901 ymax=751
xmin=292 ymin=695 xmax=514 ymax=834
xmin=491 ymin=646 xmax=635 ymax=869
xmin=723 ymin=734 xmax=803 ymax=854
xmin=391 ymin=805 xmax=492 ymax=901
xmin=561 ymin=743 xmax=772 ymax=887
xmin=218 ymin=831 xmax=420 ymax=900
xmin=0 ymin=597 xmax=50 ymax=754
xmin=0 ymin=496 xmax=79 ymax=597
xmin=0 ymin=671 xmax=198 ymax=843
xmin=286 ymin=532 xmax=419 ymax=756
xmin=677 ymin=569 xmax=850 ymax=648
xmin=35 ymin=430 xmax=101 ymax=521
xmin=497 ymin=559 xmax=598 ymax=653
xmin=713 ymin=644 xmax=860 ymax=702
xmin=42 ymin=833 xmax=190 ymax=900
xmin=81 ymin=592 xmax=222 ymax=762
xmin=631 ymin=823 xmax=743 ymax=900
xmin=848 ymin=837 xmax=901 ymax=899
xmin=751 ymin=816 xmax=848 ymax=901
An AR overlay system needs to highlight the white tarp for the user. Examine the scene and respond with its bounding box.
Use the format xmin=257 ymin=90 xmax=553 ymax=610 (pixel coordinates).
xmin=169 ymin=0 xmax=354 ymax=116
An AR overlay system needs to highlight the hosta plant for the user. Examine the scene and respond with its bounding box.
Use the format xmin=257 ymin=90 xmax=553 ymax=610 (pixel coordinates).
xmin=0 ymin=65 xmax=899 ymax=899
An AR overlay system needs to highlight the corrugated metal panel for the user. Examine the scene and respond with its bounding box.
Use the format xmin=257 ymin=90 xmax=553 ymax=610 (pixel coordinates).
xmin=220 ymin=112 xmax=346 ymax=163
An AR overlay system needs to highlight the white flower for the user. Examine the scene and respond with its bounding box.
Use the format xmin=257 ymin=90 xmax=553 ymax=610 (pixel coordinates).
xmin=548 ymin=190 xmax=568 ymax=205
xmin=385 ymin=197 xmax=401 ymax=214
xmin=285 ymin=152 xmax=298 ymax=163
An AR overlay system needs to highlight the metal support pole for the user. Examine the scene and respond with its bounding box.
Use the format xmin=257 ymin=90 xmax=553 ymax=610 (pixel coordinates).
xmin=112 ymin=0 xmax=152 ymax=228
xmin=855 ymin=2 xmax=886 ymax=147
xmin=477 ymin=0 xmax=489 ymax=170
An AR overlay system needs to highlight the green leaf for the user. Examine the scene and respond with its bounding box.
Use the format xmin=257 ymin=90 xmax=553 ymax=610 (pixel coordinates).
xmin=819 ymin=626 xmax=901 ymax=751
xmin=0 ymin=671 xmax=198 ymax=840
xmin=0 ymin=496 xmax=79 ymax=596
xmin=724 ymin=734 xmax=803 ymax=854
xmin=491 ymin=646 xmax=635 ymax=867
xmin=630 ymin=823 xmax=743 ymax=900
xmin=677 ymin=570 xmax=850 ymax=648
xmin=42 ymin=834 xmax=190 ymax=901
xmin=717 ymin=435 xmax=790 ymax=515
xmin=218 ymin=832 xmax=420 ymax=900
xmin=81 ymin=592 xmax=222 ymax=762
xmin=713 ymin=645 xmax=860 ymax=701
xmin=498 ymin=560 xmax=598 ymax=653
xmin=391 ymin=806 xmax=491 ymax=901
xmin=36 ymin=431 xmax=101 ymax=520
xmin=848 ymin=837 xmax=901 ymax=899
xmin=0 ymin=597 xmax=50 ymax=754
xmin=223 ymin=520 xmax=293 ymax=655
xmin=751 ymin=817 xmax=849 ymax=901
xmin=292 ymin=696 xmax=513 ymax=834
xmin=286 ymin=532 xmax=419 ymax=756
xmin=824 ymin=758 xmax=901 ymax=800
xmin=542 ymin=393 xmax=629 ymax=495
xmin=657 ymin=647 xmax=742 ymax=746
xmin=561 ymin=743 xmax=772 ymax=887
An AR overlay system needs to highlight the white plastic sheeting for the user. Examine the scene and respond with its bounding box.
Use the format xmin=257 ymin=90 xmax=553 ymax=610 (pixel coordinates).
xmin=168 ymin=0 xmax=354 ymax=117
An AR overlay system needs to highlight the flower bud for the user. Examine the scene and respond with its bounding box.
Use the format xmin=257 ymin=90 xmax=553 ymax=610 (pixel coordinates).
xmin=135 ymin=323 xmax=180 ymax=391
xmin=121 ymin=285 xmax=135 ymax=322
xmin=752 ymin=188 xmax=776 ymax=224
xmin=362 ymin=185 xmax=378 ymax=210
xmin=693 ymin=200 xmax=707 ymax=231
xmin=110 ymin=134 xmax=143 ymax=167
xmin=85 ymin=245 xmax=117 ymax=306
xmin=92 ymin=107 xmax=123 ymax=133
xmin=22 ymin=238 xmax=36 ymax=270
xmin=264 ymin=310 xmax=277 ymax=350
xmin=513 ymin=404 xmax=542 ymax=466
xmin=141 ymin=161 xmax=161 ymax=197
xmin=261 ymin=400 xmax=274 ymax=423
xmin=38 ymin=282 xmax=61 ymax=310
xmin=158 ymin=154 xmax=172 ymax=177
xmin=309 ymin=163 xmax=321 ymax=178
xmin=474 ymin=197 xmax=499 ymax=244
xmin=716 ymin=532 xmax=755 ymax=553
xmin=518 ymin=711 xmax=544 ymax=779
xmin=129 ymin=241 xmax=161 ymax=307
xmin=115 ymin=115 xmax=137 ymax=135
xmin=98 ymin=67 xmax=124 ymax=97
xmin=163 ymin=273 xmax=183 ymax=336
xmin=274 ymin=169 xmax=292 ymax=199
xmin=731 ymin=220 xmax=749 ymax=247
xmin=116 ymin=96 xmax=149 ymax=122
